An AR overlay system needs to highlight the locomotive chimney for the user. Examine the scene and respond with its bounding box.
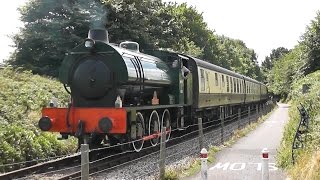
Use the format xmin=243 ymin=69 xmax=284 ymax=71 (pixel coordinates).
xmin=88 ymin=28 xmax=109 ymax=43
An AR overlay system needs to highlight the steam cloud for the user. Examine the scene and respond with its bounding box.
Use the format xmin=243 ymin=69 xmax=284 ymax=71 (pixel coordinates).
xmin=77 ymin=0 xmax=108 ymax=29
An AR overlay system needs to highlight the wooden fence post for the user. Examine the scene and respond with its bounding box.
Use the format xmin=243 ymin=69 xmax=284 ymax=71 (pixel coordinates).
xmin=159 ymin=127 xmax=166 ymax=180
xmin=198 ymin=117 xmax=204 ymax=150
xmin=220 ymin=107 xmax=225 ymax=144
xmin=81 ymin=144 xmax=89 ymax=180
xmin=238 ymin=108 xmax=241 ymax=128
xmin=248 ymin=106 xmax=251 ymax=124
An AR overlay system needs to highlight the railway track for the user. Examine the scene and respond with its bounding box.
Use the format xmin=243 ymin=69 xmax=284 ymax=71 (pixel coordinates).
xmin=0 ymin=125 xmax=200 ymax=180
xmin=0 ymin=153 xmax=80 ymax=180
xmin=0 ymin=109 xmax=261 ymax=180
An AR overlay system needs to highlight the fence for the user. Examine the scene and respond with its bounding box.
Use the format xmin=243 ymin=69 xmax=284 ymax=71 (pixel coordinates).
xmin=0 ymin=101 xmax=275 ymax=180
xmin=291 ymin=104 xmax=311 ymax=164
xmin=80 ymin=101 xmax=275 ymax=180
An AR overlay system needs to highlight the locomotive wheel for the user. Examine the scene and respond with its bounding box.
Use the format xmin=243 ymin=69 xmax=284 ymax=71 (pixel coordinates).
xmin=161 ymin=109 xmax=171 ymax=142
xmin=132 ymin=112 xmax=145 ymax=152
xmin=148 ymin=110 xmax=160 ymax=146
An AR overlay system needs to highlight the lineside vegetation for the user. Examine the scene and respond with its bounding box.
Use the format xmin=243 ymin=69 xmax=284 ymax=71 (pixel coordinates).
xmin=0 ymin=68 xmax=77 ymax=172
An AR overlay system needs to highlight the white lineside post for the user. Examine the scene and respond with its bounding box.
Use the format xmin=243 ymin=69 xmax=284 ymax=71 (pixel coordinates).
xmin=200 ymin=148 xmax=208 ymax=180
xmin=159 ymin=126 xmax=166 ymax=180
xmin=81 ymin=144 xmax=89 ymax=180
xmin=261 ymin=148 xmax=269 ymax=180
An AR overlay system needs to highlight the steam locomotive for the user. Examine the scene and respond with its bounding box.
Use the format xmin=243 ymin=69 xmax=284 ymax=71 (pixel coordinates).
xmin=38 ymin=28 xmax=268 ymax=151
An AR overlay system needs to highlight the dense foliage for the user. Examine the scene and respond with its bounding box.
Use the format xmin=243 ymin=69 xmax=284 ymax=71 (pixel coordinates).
xmin=277 ymin=71 xmax=320 ymax=179
xmin=217 ymin=36 xmax=263 ymax=81
xmin=7 ymin=0 xmax=262 ymax=80
xmin=0 ymin=68 xmax=76 ymax=172
xmin=262 ymin=12 xmax=320 ymax=99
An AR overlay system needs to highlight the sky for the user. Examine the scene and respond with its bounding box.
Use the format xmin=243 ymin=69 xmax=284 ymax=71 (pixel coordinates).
xmin=165 ymin=0 xmax=320 ymax=63
xmin=0 ymin=0 xmax=26 ymax=64
xmin=0 ymin=0 xmax=319 ymax=64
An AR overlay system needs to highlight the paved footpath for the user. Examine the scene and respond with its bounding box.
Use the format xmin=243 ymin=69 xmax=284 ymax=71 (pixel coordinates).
xmin=184 ymin=103 xmax=289 ymax=180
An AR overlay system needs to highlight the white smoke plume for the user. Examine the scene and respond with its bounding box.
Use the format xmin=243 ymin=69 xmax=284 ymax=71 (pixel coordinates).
xmin=76 ymin=0 xmax=108 ymax=29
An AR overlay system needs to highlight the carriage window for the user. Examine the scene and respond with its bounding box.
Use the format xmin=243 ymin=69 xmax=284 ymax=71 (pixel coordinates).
xmin=215 ymin=73 xmax=218 ymax=86
xmin=243 ymin=81 xmax=245 ymax=93
xmin=222 ymin=75 xmax=225 ymax=87
xmin=226 ymin=76 xmax=229 ymax=92
xmin=200 ymin=69 xmax=205 ymax=91
xmin=237 ymin=79 xmax=239 ymax=93
xmin=230 ymin=77 xmax=233 ymax=93
xmin=233 ymin=78 xmax=236 ymax=93
xmin=206 ymin=72 xmax=209 ymax=89
xmin=246 ymin=84 xmax=248 ymax=94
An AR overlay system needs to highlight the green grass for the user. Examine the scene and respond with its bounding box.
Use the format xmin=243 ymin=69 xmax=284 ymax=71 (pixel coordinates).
xmin=164 ymin=107 xmax=276 ymax=180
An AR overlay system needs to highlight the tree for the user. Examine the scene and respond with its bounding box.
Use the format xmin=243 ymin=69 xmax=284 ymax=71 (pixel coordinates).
xmin=8 ymin=0 xmax=94 ymax=76
xmin=8 ymin=0 xmax=263 ymax=81
xmin=261 ymin=47 xmax=290 ymax=82
xmin=216 ymin=36 xmax=263 ymax=80
xmin=301 ymin=11 xmax=320 ymax=74
xmin=262 ymin=47 xmax=289 ymax=71
xmin=267 ymin=45 xmax=306 ymax=99
xmin=8 ymin=0 xmax=210 ymax=75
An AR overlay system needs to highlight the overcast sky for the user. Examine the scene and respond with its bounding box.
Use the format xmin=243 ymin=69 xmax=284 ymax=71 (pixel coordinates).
xmin=0 ymin=0 xmax=319 ymax=64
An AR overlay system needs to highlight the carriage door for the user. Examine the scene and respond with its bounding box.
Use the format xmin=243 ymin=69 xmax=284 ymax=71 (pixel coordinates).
xmin=243 ymin=78 xmax=247 ymax=104
xmin=179 ymin=55 xmax=192 ymax=105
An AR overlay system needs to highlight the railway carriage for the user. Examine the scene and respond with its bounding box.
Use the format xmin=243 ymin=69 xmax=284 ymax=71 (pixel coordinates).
xmin=38 ymin=28 xmax=268 ymax=151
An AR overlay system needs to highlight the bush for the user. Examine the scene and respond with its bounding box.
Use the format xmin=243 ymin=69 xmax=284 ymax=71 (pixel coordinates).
xmin=0 ymin=68 xmax=77 ymax=172
xmin=276 ymin=70 xmax=320 ymax=179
